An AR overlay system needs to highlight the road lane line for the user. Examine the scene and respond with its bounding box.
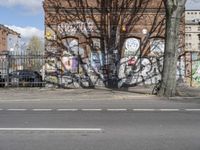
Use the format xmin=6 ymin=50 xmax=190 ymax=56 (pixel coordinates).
xmin=56 ymin=109 xmax=79 ymax=112
xmin=81 ymin=109 xmax=102 ymax=111
xmin=32 ymin=109 xmax=53 ymax=111
xmin=107 ymin=109 xmax=127 ymax=112
xmin=2 ymin=108 xmax=200 ymax=112
xmin=7 ymin=109 xmax=27 ymax=111
xmin=0 ymin=128 xmax=103 ymax=132
xmin=159 ymin=109 xmax=180 ymax=112
xmin=185 ymin=109 xmax=200 ymax=112
xmin=133 ymin=109 xmax=157 ymax=112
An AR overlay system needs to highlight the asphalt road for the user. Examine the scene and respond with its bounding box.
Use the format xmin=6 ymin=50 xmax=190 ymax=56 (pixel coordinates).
xmin=0 ymin=105 xmax=200 ymax=150
xmin=0 ymin=88 xmax=200 ymax=150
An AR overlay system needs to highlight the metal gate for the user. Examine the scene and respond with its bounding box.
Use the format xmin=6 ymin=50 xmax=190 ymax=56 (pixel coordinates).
xmin=0 ymin=51 xmax=45 ymax=87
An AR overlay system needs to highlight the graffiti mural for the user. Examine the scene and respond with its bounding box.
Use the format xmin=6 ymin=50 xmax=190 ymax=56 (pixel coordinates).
xmin=90 ymin=51 xmax=103 ymax=71
xmin=124 ymin=38 xmax=140 ymax=57
xmin=62 ymin=54 xmax=78 ymax=73
xmin=149 ymin=38 xmax=165 ymax=56
xmin=90 ymin=38 xmax=103 ymax=72
xmin=192 ymin=53 xmax=200 ymax=86
xmin=58 ymin=19 xmax=95 ymax=36
xmin=193 ymin=61 xmax=200 ymax=84
xmin=46 ymin=27 xmax=57 ymax=41
xmin=45 ymin=30 xmax=187 ymax=88
xmin=118 ymin=38 xmax=165 ymax=87
xmin=43 ymin=0 xmax=188 ymax=89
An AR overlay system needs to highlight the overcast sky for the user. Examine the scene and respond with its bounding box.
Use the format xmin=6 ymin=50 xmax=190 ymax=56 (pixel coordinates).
xmin=0 ymin=0 xmax=199 ymax=41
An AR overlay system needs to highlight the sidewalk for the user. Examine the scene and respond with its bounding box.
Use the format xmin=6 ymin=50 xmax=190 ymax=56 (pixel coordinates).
xmin=0 ymin=86 xmax=154 ymax=101
xmin=0 ymin=84 xmax=199 ymax=101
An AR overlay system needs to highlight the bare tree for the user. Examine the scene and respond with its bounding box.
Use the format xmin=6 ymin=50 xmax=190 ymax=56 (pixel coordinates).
xmin=43 ymin=0 xmax=166 ymax=88
xmin=27 ymin=36 xmax=44 ymax=54
xmin=25 ymin=36 xmax=44 ymax=71
xmin=158 ymin=0 xmax=186 ymax=97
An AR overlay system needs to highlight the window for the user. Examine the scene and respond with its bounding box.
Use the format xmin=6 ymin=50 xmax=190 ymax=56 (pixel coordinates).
xmin=189 ymin=43 xmax=192 ymax=48
xmin=186 ymin=43 xmax=190 ymax=50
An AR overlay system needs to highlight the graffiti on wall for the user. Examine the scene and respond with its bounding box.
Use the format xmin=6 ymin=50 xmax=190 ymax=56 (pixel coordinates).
xmin=118 ymin=38 xmax=165 ymax=87
xmin=90 ymin=38 xmax=103 ymax=69
xmin=62 ymin=39 xmax=84 ymax=56
xmin=124 ymin=38 xmax=140 ymax=57
xmin=62 ymin=55 xmax=78 ymax=73
xmin=192 ymin=53 xmax=200 ymax=86
xmin=193 ymin=61 xmax=200 ymax=84
xmin=46 ymin=27 xmax=57 ymax=41
xmin=149 ymin=38 xmax=165 ymax=56
xmin=45 ymin=33 xmax=187 ymax=88
xmin=58 ymin=19 xmax=95 ymax=36
xmin=90 ymin=51 xmax=103 ymax=71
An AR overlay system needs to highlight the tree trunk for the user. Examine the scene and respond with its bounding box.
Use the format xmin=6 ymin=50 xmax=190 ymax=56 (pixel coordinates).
xmin=158 ymin=0 xmax=186 ymax=97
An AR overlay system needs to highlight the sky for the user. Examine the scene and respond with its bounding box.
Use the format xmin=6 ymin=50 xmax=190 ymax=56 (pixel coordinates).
xmin=0 ymin=0 xmax=44 ymax=42
xmin=0 ymin=0 xmax=200 ymax=42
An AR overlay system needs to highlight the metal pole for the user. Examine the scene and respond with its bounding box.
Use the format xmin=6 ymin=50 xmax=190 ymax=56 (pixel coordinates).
xmin=6 ymin=51 xmax=10 ymax=87
xmin=190 ymin=52 xmax=192 ymax=87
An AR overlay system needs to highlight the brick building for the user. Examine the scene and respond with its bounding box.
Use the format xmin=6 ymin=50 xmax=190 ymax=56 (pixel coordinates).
xmin=0 ymin=24 xmax=20 ymax=52
xmin=43 ymin=0 xmax=184 ymax=87
xmin=0 ymin=24 xmax=21 ymax=79
xmin=185 ymin=10 xmax=200 ymax=86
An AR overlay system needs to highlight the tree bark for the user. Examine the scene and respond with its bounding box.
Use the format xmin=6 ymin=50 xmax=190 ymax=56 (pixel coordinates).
xmin=158 ymin=0 xmax=186 ymax=97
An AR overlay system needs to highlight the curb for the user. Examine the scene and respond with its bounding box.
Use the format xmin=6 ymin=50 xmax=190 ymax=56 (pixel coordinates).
xmin=0 ymin=95 xmax=159 ymax=102
xmin=169 ymin=96 xmax=200 ymax=104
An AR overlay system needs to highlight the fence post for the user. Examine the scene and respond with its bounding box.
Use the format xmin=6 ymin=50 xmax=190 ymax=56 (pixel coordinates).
xmin=5 ymin=51 xmax=10 ymax=87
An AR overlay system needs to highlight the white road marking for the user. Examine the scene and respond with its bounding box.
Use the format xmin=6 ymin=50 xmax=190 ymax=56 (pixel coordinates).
xmin=7 ymin=109 xmax=27 ymax=111
xmin=32 ymin=109 xmax=53 ymax=111
xmin=107 ymin=109 xmax=127 ymax=111
xmin=1 ymin=108 xmax=200 ymax=112
xmin=133 ymin=109 xmax=157 ymax=111
xmin=159 ymin=109 xmax=180 ymax=112
xmin=56 ymin=109 xmax=79 ymax=112
xmin=0 ymin=99 xmax=42 ymax=102
xmin=81 ymin=109 xmax=102 ymax=111
xmin=0 ymin=128 xmax=103 ymax=132
xmin=185 ymin=109 xmax=200 ymax=112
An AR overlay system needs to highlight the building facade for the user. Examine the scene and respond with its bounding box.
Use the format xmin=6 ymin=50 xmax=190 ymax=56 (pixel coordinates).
xmin=0 ymin=24 xmax=21 ymax=78
xmin=0 ymin=24 xmax=20 ymax=52
xmin=185 ymin=10 xmax=200 ymax=52
xmin=185 ymin=10 xmax=200 ymax=86
xmin=0 ymin=25 xmax=8 ymax=52
xmin=43 ymin=0 xmax=185 ymax=87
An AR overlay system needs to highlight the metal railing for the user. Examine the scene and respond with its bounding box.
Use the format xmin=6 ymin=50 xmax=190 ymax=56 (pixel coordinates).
xmin=0 ymin=51 xmax=45 ymax=88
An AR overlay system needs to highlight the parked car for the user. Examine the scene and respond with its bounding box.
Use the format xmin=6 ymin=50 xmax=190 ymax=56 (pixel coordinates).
xmin=0 ymin=73 xmax=5 ymax=87
xmin=8 ymin=70 xmax=43 ymax=87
